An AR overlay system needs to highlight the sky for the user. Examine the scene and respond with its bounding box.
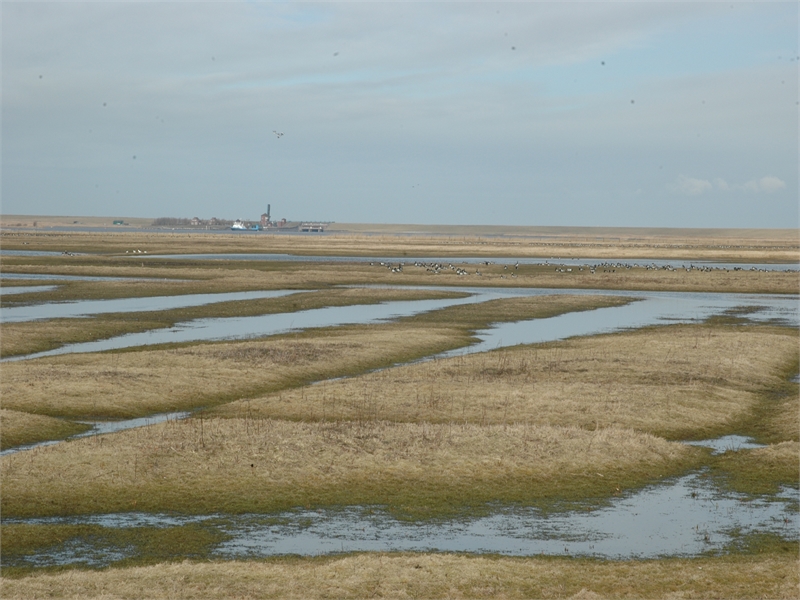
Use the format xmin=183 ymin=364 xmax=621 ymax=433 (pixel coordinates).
xmin=2 ymin=1 xmax=797 ymax=228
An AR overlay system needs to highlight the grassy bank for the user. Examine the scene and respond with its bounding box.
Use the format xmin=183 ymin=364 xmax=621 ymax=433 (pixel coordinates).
xmin=0 ymin=419 xmax=704 ymax=518
xmin=710 ymin=441 xmax=800 ymax=496
xmin=214 ymin=324 xmax=799 ymax=442
xmin=0 ymin=410 xmax=91 ymax=450
xmin=2 ymin=552 xmax=798 ymax=598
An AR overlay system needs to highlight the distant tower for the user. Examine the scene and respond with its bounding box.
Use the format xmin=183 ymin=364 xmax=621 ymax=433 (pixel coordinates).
xmin=261 ymin=204 xmax=272 ymax=228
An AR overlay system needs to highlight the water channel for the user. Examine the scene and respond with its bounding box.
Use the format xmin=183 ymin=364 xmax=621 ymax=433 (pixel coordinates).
xmin=0 ymin=272 xmax=174 ymax=282
xmin=0 ymin=289 xmax=297 ymax=323
xmin=0 ymin=285 xmax=58 ymax=296
xmin=3 ymin=287 xmax=797 ymax=363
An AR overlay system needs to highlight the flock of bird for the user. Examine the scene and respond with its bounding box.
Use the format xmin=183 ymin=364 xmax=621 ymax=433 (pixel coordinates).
xmin=370 ymin=260 xmax=521 ymax=277
xmin=368 ymin=260 xmax=787 ymax=277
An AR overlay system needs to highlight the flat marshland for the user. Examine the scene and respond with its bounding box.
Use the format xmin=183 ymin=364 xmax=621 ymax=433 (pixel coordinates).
xmin=2 ymin=324 xmax=794 ymax=518
xmin=1 ymin=229 xmax=798 ymax=297
xmin=0 ymin=295 xmax=627 ymax=421
xmin=2 ymin=222 xmax=799 ymax=263
xmin=1 ymin=225 xmax=798 ymax=598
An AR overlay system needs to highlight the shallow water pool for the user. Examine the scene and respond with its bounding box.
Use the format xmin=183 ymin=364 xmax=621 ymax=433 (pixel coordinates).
xmin=4 ymin=464 xmax=797 ymax=567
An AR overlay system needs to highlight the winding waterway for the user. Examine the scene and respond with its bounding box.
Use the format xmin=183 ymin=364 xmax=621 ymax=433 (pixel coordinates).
xmin=3 ymin=287 xmax=797 ymax=362
xmin=0 ymin=289 xmax=297 ymax=323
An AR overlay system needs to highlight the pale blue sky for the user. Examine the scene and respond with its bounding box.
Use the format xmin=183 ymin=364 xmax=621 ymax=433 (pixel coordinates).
xmin=2 ymin=1 xmax=797 ymax=227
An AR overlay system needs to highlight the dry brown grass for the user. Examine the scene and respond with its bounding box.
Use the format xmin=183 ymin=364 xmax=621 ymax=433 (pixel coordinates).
xmin=2 ymin=552 xmax=798 ymax=599
xmin=758 ymin=394 xmax=800 ymax=444
xmin=0 ymin=409 xmax=90 ymax=450
xmin=0 ymin=418 xmax=702 ymax=518
xmin=214 ymin=324 xmax=799 ymax=441
xmin=0 ymin=325 xmax=470 ymax=420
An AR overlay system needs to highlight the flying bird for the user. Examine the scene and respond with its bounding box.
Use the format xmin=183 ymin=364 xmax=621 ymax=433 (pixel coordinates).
xmin=273 ymin=130 xmax=284 ymax=139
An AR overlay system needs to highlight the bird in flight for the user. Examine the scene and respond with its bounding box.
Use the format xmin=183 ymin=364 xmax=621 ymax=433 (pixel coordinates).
xmin=273 ymin=130 xmax=284 ymax=139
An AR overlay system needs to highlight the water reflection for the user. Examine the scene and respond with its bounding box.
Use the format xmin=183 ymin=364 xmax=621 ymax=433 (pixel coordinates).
xmin=3 ymin=288 xmax=797 ymax=362
xmin=440 ymin=290 xmax=798 ymax=357
xmin=1 ymin=272 xmax=156 ymax=282
xmin=213 ymin=475 xmax=797 ymax=559
xmin=5 ymin=471 xmax=797 ymax=566
xmin=0 ymin=250 xmax=70 ymax=257
xmin=685 ymin=435 xmax=766 ymax=455
xmin=0 ymin=289 xmax=297 ymax=323
xmin=0 ymin=285 xmax=57 ymax=295
xmin=3 ymin=295 xmax=485 ymax=362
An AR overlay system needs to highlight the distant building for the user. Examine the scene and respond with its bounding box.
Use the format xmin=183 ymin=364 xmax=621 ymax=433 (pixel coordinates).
xmin=190 ymin=217 xmax=201 ymax=226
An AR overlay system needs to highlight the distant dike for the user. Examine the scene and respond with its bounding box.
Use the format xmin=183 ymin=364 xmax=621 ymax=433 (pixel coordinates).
xmin=0 ymin=214 xmax=797 ymax=242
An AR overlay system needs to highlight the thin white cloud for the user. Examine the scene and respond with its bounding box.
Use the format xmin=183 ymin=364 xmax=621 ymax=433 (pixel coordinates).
xmin=755 ymin=175 xmax=787 ymax=193
xmin=714 ymin=178 xmax=730 ymax=191
xmin=673 ymin=175 xmax=712 ymax=196
xmin=714 ymin=175 xmax=786 ymax=193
